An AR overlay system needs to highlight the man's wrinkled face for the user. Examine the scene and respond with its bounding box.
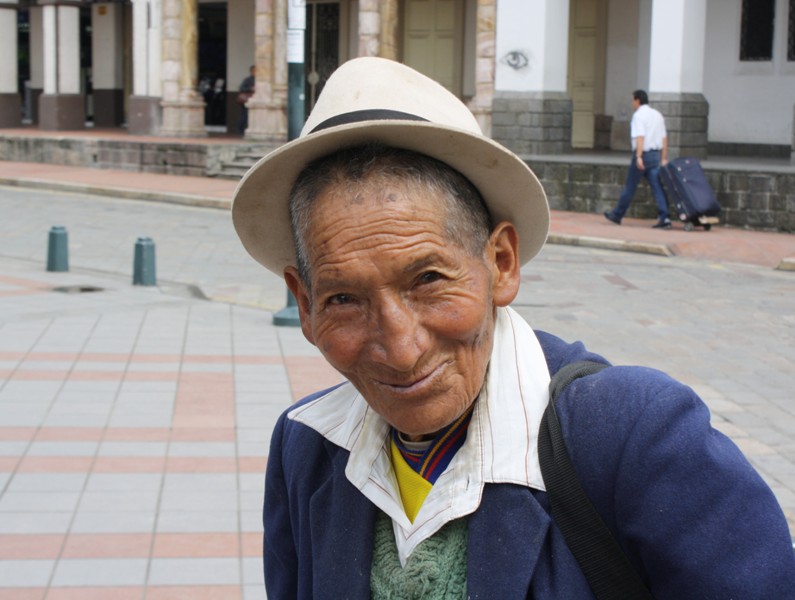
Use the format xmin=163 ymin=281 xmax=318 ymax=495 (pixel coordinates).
xmin=285 ymin=176 xmax=519 ymax=440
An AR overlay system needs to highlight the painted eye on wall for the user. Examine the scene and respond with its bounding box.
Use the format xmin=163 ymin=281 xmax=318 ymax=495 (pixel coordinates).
xmin=500 ymin=51 xmax=529 ymax=70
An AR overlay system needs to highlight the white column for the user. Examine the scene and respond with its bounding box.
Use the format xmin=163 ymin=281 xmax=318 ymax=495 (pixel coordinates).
xmin=147 ymin=0 xmax=161 ymax=97
xmin=647 ymin=0 xmax=709 ymax=158
xmin=494 ymin=0 xmax=570 ymax=93
xmin=0 ymin=4 xmax=17 ymax=94
xmin=42 ymin=5 xmax=57 ymax=94
xmin=131 ymin=0 xmax=162 ymax=96
xmin=57 ymin=5 xmax=80 ymax=94
xmin=132 ymin=0 xmax=149 ymax=95
xmin=128 ymin=0 xmax=162 ymax=134
xmin=39 ymin=1 xmax=85 ymax=130
xmin=42 ymin=3 xmax=81 ymax=95
xmin=649 ymin=0 xmax=707 ymax=93
xmin=0 ymin=0 xmax=20 ymax=127
xmin=491 ymin=0 xmax=572 ymax=154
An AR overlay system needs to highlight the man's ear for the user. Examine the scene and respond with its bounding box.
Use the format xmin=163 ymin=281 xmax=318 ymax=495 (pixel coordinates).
xmin=486 ymin=221 xmax=521 ymax=307
xmin=283 ymin=266 xmax=316 ymax=345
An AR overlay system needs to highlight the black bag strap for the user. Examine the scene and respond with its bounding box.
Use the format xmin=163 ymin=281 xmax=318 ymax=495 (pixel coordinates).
xmin=538 ymin=360 xmax=655 ymax=600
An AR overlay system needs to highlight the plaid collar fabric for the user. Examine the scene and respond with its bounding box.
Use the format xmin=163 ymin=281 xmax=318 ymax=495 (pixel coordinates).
xmin=391 ymin=403 xmax=476 ymax=485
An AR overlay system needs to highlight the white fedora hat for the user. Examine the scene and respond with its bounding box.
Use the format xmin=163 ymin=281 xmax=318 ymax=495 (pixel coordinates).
xmin=231 ymin=56 xmax=549 ymax=276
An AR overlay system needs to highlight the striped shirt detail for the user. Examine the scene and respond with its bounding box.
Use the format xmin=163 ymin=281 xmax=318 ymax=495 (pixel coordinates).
xmin=392 ymin=403 xmax=475 ymax=485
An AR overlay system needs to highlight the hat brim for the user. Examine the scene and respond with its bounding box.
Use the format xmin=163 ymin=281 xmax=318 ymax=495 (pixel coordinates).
xmin=231 ymin=119 xmax=549 ymax=277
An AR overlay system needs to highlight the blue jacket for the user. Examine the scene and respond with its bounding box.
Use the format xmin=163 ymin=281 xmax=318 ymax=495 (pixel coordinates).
xmin=264 ymin=331 xmax=795 ymax=598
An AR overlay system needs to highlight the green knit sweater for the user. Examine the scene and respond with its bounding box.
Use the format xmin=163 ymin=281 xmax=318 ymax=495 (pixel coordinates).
xmin=370 ymin=510 xmax=468 ymax=599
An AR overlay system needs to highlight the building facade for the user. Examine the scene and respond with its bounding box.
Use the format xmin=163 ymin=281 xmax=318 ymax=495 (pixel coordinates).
xmin=2 ymin=0 xmax=794 ymax=162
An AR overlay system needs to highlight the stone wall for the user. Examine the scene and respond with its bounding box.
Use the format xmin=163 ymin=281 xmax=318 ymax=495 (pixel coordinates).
xmin=524 ymin=157 xmax=795 ymax=233
xmin=492 ymin=92 xmax=572 ymax=155
xmin=0 ymin=135 xmax=266 ymax=177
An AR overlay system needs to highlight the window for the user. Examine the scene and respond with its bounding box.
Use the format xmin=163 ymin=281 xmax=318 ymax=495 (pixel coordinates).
xmin=740 ymin=0 xmax=775 ymax=61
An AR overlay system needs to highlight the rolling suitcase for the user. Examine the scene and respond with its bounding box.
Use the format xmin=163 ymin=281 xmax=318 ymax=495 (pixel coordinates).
xmin=660 ymin=157 xmax=721 ymax=231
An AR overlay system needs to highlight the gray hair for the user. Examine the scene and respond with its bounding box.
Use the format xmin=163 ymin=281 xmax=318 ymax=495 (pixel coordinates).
xmin=288 ymin=144 xmax=494 ymax=286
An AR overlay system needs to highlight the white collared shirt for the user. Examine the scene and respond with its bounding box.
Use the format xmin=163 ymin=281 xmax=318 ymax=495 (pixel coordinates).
xmin=287 ymin=306 xmax=551 ymax=566
xmin=630 ymin=104 xmax=667 ymax=151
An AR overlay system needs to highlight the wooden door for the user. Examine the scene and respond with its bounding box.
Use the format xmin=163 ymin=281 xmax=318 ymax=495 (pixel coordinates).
xmin=568 ymin=0 xmax=606 ymax=148
xmin=403 ymin=0 xmax=463 ymax=95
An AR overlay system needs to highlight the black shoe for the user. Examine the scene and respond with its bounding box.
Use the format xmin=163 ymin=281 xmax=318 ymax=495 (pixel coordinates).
xmin=652 ymin=219 xmax=672 ymax=230
xmin=603 ymin=211 xmax=621 ymax=225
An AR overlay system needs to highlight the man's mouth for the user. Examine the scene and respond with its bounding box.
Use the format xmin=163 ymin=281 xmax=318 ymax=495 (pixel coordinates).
xmin=375 ymin=362 xmax=447 ymax=394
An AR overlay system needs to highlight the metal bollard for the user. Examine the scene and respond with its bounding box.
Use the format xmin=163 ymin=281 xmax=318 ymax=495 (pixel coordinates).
xmin=273 ymin=291 xmax=300 ymax=327
xmin=47 ymin=226 xmax=69 ymax=272
xmin=133 ymin=237 xmax=157 ymax=286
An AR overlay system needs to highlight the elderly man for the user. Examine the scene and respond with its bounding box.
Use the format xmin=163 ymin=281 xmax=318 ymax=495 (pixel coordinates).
xmin=232 ymin=58 xmax=795 ymax=599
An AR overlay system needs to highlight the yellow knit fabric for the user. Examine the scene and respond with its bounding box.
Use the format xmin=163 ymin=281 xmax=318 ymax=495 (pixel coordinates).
xmin=390 ymin=438 xmax=433 ymax=523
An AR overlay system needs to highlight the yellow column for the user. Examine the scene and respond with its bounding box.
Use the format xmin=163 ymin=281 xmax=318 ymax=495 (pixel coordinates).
xmin=160 ymin=0 xmax=206 ymax=136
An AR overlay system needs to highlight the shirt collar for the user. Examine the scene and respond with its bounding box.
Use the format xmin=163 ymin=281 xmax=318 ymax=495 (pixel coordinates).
xmin=287 ymin=305 xmax=551 ymax=565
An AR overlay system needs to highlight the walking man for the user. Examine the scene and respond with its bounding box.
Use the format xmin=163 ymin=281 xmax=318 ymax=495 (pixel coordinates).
xmin=604 ymin=89 xmax=671 ymax=229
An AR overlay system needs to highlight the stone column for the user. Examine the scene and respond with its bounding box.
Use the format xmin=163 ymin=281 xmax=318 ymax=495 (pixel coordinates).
xmin=0 ymin=0 xmax=20 ymax=127
xmin=358 ymin=0 xmax=380 ymax=57
xmin=379 ymin=0 xmax=399 ymax=60
xmin=92 ymin=3 xmax=124 ymax=127
xmin=466 ymin=0 xmax=496 ymax=136
xmin=39 ymin=0 xmax=85 ymax=130
xmin=648 ymin=0 xmax=708 ymax=159
xmin=245 ymin=0 xmax=288 ymax=142
xmin=491 ymin=0 xmax=572 ymax=155
xmin=129 ymin=0 xmax=162 ymax=133
xmin=160 ymin=0 xmax=205 ymax=137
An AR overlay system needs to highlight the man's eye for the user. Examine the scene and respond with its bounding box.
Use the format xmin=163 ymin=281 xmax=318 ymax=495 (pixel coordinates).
xmin=327 ymin=294 xmax=354 ymax=306
xmin=418 ymin=271 xmax=443 ymax=285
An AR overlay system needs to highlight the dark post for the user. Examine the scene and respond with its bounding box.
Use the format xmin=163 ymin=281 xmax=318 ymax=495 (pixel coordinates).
xmin=47 ymin=226 xmax=69 ymax=272
xmin=133 ymin=237 xmax=157 ymax=286
xmin=273 ymin=0 xmax=306 ymax=327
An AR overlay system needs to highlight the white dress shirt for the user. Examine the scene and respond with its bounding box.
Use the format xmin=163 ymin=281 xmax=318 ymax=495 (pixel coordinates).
xmin=287 ymin=306 xmax=551 ymax=567
xmin=631 ymin=104 xmax=667 ymax=151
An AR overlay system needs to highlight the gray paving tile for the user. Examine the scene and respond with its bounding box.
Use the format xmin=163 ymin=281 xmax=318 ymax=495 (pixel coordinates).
xmin=148 ymin=557 xmax=241 ymax=586
xmin=240 ymin=510 xmax=264 ymax=533
xmin=51 ymin=558 xmax=148 ymax=586
xmin=163 ymin=474 xmax=237 ymax=491
xmin=0 ymin=492 xmax=81 ymax=513
xmin=0 ymin=559 xmax=56 ymax=587
xmin=78 ymin=490 xmax=161 ymax=512
xmin=242 ymin=557 xmax=264 ymax=585
xmin=155 ymin=510 xmax=239 ymax=533
xmin=0 ymin=512 xmax=73 ymax=533
xmin=7 ymin=473 xmax=88 ymax=492
xmin=71 ymin=510 xmax=156 ymax=533
xmin=97 ymin=442 xmax=169 ymax=457
xmin=26 ymin=441 xmax=99 ymax=456
xmin=84 ymin=473 xmax=163 ymax=492
xmin=168 ymin=442 xmax=236 ymax=457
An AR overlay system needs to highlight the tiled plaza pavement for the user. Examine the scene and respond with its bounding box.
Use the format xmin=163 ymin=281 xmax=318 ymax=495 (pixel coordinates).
xmin=1 ymin=184 xmax=794 ymax=597
xmin=0 ymin=258 xmax=342 ymax=599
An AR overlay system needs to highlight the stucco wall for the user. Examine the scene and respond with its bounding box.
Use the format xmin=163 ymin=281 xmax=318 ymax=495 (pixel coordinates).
xmin=703 ymin=0 xmax=795 ymax=145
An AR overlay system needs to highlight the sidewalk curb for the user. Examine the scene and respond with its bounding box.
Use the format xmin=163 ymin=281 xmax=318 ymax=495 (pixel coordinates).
xmin=0 ymin=176 xmax=232 ymax=210
xmin=547 ymin=232 xmax=673 ymax=258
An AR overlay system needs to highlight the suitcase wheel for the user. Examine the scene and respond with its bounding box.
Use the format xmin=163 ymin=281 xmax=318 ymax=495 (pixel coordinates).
xmin=684 ymin=222 xmax=695 ymax=232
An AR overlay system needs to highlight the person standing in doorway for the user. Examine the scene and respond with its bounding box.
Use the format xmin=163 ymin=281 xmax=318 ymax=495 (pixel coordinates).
xmin=604 ymin=89 xmax=671 ymax=229
xmin=237 ymin=65 xmax=256 ymax=136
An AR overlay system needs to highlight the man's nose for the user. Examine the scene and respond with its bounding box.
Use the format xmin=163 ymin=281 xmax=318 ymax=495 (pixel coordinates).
xmin=370 ymin=295 xmax=427 ymax=371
